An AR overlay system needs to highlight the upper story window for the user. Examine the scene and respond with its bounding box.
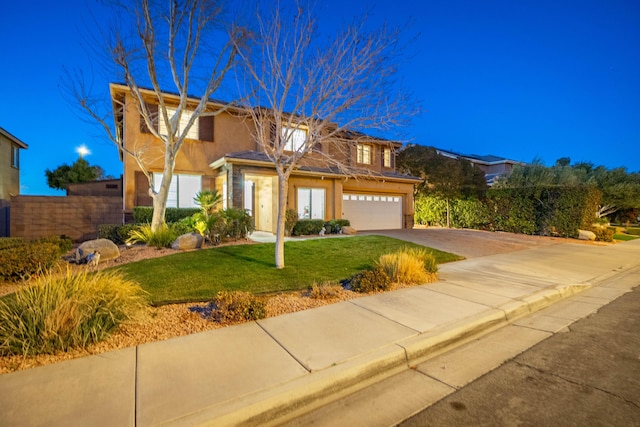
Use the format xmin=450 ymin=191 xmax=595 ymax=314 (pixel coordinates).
xmin=11 ymin=145 xmax=19 ymax=168
xmin=159 ymin=107 xmax=199 ymax=140
xmin=383 ymin=148 xmax=392 ymax=168
xmin=357 ymin=144 xmax=372 ymax=165
xmin=282 ymin=126 xmax=307 ymax=152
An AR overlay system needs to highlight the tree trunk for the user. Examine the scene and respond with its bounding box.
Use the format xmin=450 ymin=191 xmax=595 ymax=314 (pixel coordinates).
xmin=150 ymin=165 xmax=174 ymax=232
xmin=274 ymin=172 xmax=289 ymax=269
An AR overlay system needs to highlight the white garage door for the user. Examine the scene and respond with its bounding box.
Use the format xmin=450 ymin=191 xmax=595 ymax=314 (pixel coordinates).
xmin=342 ymin=194 xmax=403 ymax=230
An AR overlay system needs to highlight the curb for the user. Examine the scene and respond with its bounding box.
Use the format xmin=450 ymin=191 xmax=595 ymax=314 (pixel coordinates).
xmin=167 ymin=282 xmax=595 ymax=426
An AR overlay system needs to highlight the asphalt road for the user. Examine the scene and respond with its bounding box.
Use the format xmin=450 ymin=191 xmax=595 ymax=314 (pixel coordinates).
xmin=399 ymin=285 xmax=640 ymax=427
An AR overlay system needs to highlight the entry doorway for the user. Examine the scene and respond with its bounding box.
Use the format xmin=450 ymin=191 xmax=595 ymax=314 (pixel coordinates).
xmin=244 ymin=174 xmax=277 ymax=233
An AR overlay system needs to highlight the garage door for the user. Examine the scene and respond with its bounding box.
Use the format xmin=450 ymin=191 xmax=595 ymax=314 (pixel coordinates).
xmin=342 ymin=194 xmax=402 ymax=230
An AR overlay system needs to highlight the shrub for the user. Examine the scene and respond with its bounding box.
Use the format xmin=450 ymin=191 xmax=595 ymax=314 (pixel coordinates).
xmin=326 ymin=219 xmax=351 ymax=234
xmin=398 ymin=247 xmax=438 ymax=274
xmin=36 ymin=235 xmax=73 ymax=255
xmin=414 ymin=195 xmax=447 ymax=226
xmin=292 ymin=219 xmax=325 ymax=236
xmin=308 ymin=282 xmax=345 ymax=299
xmin=349 ymin=266 xmax=392 ymax=293
xmin=98 ymin=224 xmax=139 ymax=245
xmin=0 ymin=242 xmax=61 ymax=282
xmin=0 ymin=237 xmax=25 ymax=251
xmin=211 ymin=291 xmax=266 ymax=322
xmin=133 ymin=207 xmax=200 ymax=224
xmin=0 ymin=268 xmax=149 ymax=356
xmin=627 ymin=227 xmax=640 ymax=236
xmin=592 ymin=227 xmax=614 ymax=242
xmin=222 ymin=207 xmax=255 ymax=240
xmin=285 ymin=209 xmax=298 ymax=236
xmin=126 ymin=224 xmax=178 ymax=248
xmin=377 ymin=249 xmax=436 ymax=286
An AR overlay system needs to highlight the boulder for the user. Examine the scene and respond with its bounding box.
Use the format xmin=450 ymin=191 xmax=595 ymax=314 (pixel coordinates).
xmin=172 ymin=233 xmax=203 ymax=250
xmin=578 ymin=229 xmax=596 ymax=241
xmin=76 ymin=238 xmax=120 ymax=263
xmin=341 ymin=226 xmax=357 ymax=235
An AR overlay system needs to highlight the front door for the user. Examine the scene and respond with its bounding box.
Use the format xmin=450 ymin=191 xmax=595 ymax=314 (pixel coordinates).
xmin=245 ymin=174 xmax=276 ymax=233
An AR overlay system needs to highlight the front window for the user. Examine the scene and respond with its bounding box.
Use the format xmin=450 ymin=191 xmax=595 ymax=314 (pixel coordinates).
xmin=282 ymin=126 xmax=307 ymax=152
xmin=11 ymin=145 xmax=19 ymax=168
xmin=383 ymin=148 xmax=392 ymax=168
xmin=153 ymin=173 xmax=201 ymax=208
xmin=159 ymin=107 xmax=199 ymax=140
xmin=357 ymin=144 xmax=372 ymax=164
xmin=297 ymin=188 xmax=325 ymax=219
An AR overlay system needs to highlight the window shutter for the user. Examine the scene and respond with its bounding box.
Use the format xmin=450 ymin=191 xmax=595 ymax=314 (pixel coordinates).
xmin=140 ymin=103 xmax=158 ymax=133
xmin=199 ymin=116 xmax=214 ymax=141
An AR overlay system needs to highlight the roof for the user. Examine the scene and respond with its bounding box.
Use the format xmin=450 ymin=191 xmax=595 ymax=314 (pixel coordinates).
xmin=0 ymin=126 xmax=28 ymax=149
xmin=212 ymin=150 xmax=422 ymax=182
xmin=435 ymin=148 xmax=521 ymax=165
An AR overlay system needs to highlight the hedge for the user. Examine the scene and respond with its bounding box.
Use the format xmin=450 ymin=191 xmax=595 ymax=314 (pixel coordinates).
xmin=133 ymin=206 xmax=200 ymax=224
xmin=292 ymin=219 xmax=325 ymax=236
xmin=0 ymin=242 xmax=61 ymax=282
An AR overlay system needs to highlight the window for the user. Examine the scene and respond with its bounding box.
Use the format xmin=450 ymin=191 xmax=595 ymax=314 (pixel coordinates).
xmin=383 ymin=148 xmax=392 ymax=168
xmin=298 ymin=188 xmax=325 ymax=220
xmin=282 ymin=126 xmax=307 ymax=152
xmin=11 ymin=145 xmax=19 ymax=168
xmin=357 ymin=144 xmax=372 ymax=164
xmin=153 ymin=173 xmax=201 ymax=208
xmin=159 ymin=107 xmax=199 ymax=140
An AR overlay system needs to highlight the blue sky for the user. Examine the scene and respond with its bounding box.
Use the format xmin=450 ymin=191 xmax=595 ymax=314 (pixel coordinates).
xmin=1 ymin=0 xmax=638 ymax=196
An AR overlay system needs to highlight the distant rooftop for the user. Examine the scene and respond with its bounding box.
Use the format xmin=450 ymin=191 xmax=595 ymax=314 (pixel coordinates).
xmin=435 ymin=148 xmax=522 ymax=165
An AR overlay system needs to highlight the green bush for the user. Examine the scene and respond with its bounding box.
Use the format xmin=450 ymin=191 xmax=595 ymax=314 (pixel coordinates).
xmin=0 ymin=242 xmax=61 ymax=282
xmin=292 ymin=219 xmax=325 ymax=236
xmin=133 ymin=207 xmax=200 ymax=224
xmin=98 ymin=224 xmax=139 ymax=245
xmin=414 ymin=195 xmax=447 ymax=226
xmin=222 ymin=208 xmax=255 ymax=240
xmin=36 ymin=236 xmax=73 ymax=255
xmin=451 ymin=198 xmax=491 ymax=229
xmin=0 ymin=268 xmax=149 ymax=356
xmin=285 ymin=209 xmax=298 ymax=236
xmin=349 ymin=266 xmax=392 ymax=293
xmin=0 ymin=237 xmax=25 ymax=251
xmin=211 ymin=291 xmax=266 ymax=322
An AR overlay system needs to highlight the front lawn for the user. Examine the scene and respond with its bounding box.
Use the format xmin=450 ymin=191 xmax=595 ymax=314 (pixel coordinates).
xmin=112 ymin=235 xmax=463 ymax=305
xmin=613 ymin=233 xmax=639 ymax=241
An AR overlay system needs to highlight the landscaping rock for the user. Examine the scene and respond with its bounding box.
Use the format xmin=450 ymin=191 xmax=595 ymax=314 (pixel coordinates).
xmin=578 ymin=229 xmax=596 ymax=241
xmin=341 ymin=226 xmax=357 ymax=235
xmin=172 ymin=233 xmax=203 ymax=250
xmin=76 ymin=238 xmax=120 ymax=263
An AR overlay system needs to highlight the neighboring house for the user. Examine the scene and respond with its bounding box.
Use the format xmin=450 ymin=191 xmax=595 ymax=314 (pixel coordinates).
xmin=111 ymin=83 xmax=420 ymax=231
xmin=0 ymin=126 xmax=28 ymax=237
xmin=435 ymin=148 xmax=523 ymax=185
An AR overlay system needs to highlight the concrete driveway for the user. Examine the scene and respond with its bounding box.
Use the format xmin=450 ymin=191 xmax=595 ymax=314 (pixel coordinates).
xmin=362 ymin=228 xmax=574 ymax=258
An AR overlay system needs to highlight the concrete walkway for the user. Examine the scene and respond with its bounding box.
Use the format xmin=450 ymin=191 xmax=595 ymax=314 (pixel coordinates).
xmin=1 ymin=238 xmax=639 ymax=426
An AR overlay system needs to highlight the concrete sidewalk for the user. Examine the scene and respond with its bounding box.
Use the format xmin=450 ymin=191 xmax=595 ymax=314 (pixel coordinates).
xmin=1 ymin=239 xmax=639 ymax=426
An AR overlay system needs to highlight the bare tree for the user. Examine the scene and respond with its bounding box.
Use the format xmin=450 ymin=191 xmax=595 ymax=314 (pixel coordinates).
xmin=65 ymin=0 xmax=241 ymax=231
xmin=234 ymin=3 xmax=415 ymax=268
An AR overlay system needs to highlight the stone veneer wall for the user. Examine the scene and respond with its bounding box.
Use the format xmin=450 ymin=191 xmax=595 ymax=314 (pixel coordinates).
xmin=10 ymin=195 xmax=123 ymax=242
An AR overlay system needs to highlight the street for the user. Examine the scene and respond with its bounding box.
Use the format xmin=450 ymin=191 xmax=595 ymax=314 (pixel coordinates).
xmin=399 ymin=285 xmax=640 ymax=426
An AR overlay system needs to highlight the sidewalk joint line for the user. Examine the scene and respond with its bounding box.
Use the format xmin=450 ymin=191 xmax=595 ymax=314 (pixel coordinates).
xmin=134 ymin=345 xmax=139 ymax=427
xmin=254 ymin=321 xmax=311 ymax=373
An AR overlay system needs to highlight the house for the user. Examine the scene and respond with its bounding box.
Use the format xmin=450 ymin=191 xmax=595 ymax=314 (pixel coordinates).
xmin=0 ymin=126 xmax=28 ymax=237
xmin=111 ymin=83 xmax=420 ymax=231
xmin=435 ymin=148 xmax=523 ymax=185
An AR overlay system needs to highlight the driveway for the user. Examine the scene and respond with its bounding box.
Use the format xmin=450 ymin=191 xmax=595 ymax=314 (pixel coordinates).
xmin=362 ymin=228 xmax=572 ymax=258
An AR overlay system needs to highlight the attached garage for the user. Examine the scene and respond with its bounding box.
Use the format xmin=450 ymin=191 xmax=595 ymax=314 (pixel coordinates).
xmin=342 ymin=193 xmax=403 ymax=230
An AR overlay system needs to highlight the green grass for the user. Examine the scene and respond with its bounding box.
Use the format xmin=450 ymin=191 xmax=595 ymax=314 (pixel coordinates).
xmin=613 ymin=234 xmax=639 ymax=241
xmin=112 ymin=236 xmax=463 ymax=305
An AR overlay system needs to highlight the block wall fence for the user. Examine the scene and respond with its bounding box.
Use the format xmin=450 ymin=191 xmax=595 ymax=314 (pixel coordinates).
xmin=10 ymin=195 xmax=123 ymax=242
